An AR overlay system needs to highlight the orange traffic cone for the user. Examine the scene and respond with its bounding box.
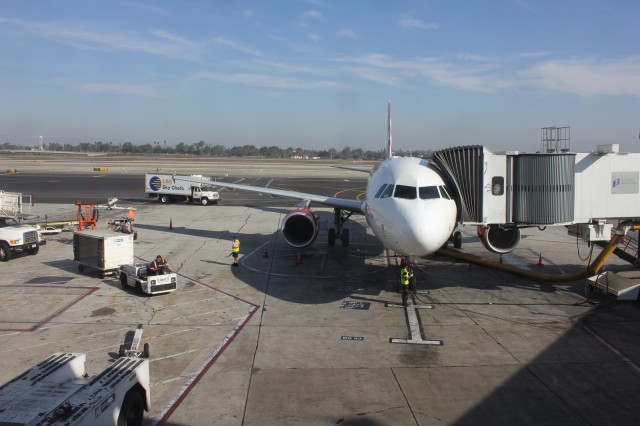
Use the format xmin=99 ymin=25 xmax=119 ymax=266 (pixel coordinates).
xmin=296 ymin=252 xmax=303 ymax=265
xmin=263 ymin=246 xmax=269 ymax=258
xmin=169 ymin=218 xmax=173 ymax=231
xmin=537 ymin=253 xmax=544 ymax=266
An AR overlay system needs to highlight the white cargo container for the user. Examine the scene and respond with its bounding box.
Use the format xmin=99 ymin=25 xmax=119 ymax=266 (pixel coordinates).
xmin=145 ymin=173 xmax=220 ymax=205
xmin=73 ymin=230 xmax=134 ymax=278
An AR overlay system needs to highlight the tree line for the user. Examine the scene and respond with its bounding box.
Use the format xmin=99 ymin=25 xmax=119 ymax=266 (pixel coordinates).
xmin=1 ymin=140 xmax=431 ymax=160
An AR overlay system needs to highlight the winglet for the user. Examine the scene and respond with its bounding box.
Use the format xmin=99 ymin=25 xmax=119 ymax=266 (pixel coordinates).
xmin=386 ymin=101 xmax=393 ymax=160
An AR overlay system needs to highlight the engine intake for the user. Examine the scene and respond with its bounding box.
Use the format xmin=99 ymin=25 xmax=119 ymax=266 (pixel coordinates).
xmin=477 ymin=225 xmax=521 ymax=254
xmin=282 ymin=209 xmax=320 ymax=249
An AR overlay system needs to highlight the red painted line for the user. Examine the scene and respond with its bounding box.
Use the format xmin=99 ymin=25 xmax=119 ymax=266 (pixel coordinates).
xmin=0 ymin=285 xmax=100 ymax=332
xmin=157 ymin=304 xmax=258 ymax=424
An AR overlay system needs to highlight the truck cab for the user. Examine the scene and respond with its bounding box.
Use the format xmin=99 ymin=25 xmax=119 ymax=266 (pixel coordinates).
xmin=191 ymin=186 xmax=220 ymax=206
xmin=0 ymin=215 xmax=43 ymax=261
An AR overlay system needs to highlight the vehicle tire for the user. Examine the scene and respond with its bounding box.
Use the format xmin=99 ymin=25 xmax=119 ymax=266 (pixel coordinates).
xmin=28 ymin=246 xmax=39 ymax=255
xmin=117 ymin=389 xmax=145 ymax=426
xmin=328 ymin=228 xmax=336 ymax=246
xmin=160 ymin=195 xmax=169 ymax=204
xmin=201 ymin=198 xmax=209 ymax=206
xmin=142 ymin=343 xmax=150 ymax=359
xmin=120 ymin=273 xmax=128 ymax=289
xmin=0 ymin=242 xmax=12 ymax=262
xmin=453 ymin=231 xmax=462 ymax=249
xmin=135 ymin=281 xmax=143 ymax=295
xmin=341 ymin=228 xmax=350 ymax=247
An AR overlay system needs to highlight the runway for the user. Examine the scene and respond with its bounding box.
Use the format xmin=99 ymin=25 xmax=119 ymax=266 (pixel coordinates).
xmin=1 ymin=158 xmax=640 ymax=425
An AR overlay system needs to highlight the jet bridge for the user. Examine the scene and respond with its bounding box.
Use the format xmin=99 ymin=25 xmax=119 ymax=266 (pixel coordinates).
xmin=432 ymin=144 xmax=640 ymax=254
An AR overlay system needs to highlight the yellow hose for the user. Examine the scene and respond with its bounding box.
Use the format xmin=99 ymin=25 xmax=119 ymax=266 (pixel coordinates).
xmin=437 ymin=224 xmax=639 ymax=283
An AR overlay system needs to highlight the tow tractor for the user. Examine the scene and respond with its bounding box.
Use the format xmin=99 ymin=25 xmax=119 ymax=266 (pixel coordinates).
xmin=0 ymin=325 xmax=150 ymax=426
xmin=119 ymin=262 xmax=177 ymax=295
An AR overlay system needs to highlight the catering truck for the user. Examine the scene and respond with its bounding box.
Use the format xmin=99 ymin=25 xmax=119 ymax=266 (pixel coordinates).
xmin=0 ymin=326 xmax=150 ymax=426
xmin=145 ymin=173 xmax=220 ymax=205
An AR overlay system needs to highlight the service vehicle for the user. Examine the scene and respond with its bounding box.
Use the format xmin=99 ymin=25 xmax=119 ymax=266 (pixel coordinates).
xmin=73 ymin=230 xmax=134 ymax=277
xmin=0 ymin=326 xmax=151 ymax=426
xmin=119 ymin=261 xmax=178 ymax=295
xmin=0 ymin=214 xmax=43 ymax=261
xmin=145 ymin=173 xmax=220 ymax=205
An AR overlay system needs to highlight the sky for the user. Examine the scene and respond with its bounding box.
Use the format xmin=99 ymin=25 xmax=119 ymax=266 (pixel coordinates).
xmin=1 ymin=0 xmax=639 ymax=153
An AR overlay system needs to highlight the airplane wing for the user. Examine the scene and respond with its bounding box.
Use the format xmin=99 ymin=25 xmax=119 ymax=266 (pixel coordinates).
xmin=208 ymin=180 xmax=365 ymax=214
xmin=329 ymin=165 xmax=371 ymax=173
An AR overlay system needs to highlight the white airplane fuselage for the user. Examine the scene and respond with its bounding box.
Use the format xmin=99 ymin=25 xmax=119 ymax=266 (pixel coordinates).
xmin=363 ymin=156 xmax=457 ymax=257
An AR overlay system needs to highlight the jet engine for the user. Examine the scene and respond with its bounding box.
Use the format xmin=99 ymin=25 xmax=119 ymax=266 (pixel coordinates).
xmin=477 ymin=225 xmax=521 ymax=254
xmin=281 ymin=208 xmax=321 ymax=249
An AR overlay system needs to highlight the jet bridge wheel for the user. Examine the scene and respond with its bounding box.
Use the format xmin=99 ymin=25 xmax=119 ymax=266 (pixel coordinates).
xmin=453 ymin=231 xmax=462 ymax=249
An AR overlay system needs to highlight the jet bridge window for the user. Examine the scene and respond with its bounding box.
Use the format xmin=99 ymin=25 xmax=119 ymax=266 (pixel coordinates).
xmin=394 ymin=185 xmax=417 ymax=199
xmin=419 ymin=186 xmax=440 ymax=200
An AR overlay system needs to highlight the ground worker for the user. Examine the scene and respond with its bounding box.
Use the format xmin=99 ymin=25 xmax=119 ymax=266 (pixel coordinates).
xmin=149 ymin=255 xmax=169 ymax=275
xmin=230 ymin=235 xmax=240 ymax=266
xmin=400 ymin=263 xmax=413 ymax=306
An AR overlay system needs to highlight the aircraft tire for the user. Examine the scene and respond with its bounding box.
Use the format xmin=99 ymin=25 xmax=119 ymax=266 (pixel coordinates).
xmin=341 ymin=228 xmax=349 ymax=247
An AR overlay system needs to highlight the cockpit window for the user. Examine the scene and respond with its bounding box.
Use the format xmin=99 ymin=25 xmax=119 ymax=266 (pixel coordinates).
xmin=380 ymin=184 xmax=394 ymax=198
xmin=374 ymin=184 xmax=388 ymax=198
xmin=419 ymin=186 xmax=440 ymax=200
xmin=438 ymin=185 xmax=451 ymax=200
xmin=394 ymin=185 xmax=417 ymax=199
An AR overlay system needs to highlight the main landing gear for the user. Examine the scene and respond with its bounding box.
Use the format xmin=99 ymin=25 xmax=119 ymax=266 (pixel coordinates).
xmin=328 ymin=208 xmax=352 ymax=247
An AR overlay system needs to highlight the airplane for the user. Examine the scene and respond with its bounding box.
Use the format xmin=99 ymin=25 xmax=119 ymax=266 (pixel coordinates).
xmin=189 ymin=102 xmax=459 ymax=260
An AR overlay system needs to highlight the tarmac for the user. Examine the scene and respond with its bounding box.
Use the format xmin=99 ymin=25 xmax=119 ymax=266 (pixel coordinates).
xmin=1 ymin=159 xmax=640 ymax=425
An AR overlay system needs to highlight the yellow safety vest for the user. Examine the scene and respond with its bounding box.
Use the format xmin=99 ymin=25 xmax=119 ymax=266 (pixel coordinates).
xmin=232 ymin=239 xmax=240 ymax=253
xmin=400 ymin=267 xmax=411 ymax=286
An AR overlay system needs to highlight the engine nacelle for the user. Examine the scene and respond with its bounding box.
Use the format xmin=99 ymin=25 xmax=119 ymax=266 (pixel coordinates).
xmin=282 ymin=208 xmax=321 ymax=249
xmin=477 ymin=225 xmax=521 ymax=254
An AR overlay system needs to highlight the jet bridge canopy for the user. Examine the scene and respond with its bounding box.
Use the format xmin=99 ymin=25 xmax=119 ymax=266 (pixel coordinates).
xmin=432 ymin=145 xmax=638 ymax=227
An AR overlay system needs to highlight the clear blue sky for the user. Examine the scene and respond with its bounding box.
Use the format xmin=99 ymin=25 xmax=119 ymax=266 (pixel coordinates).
xmin=1 ymin=0 xmax=639 ymax=153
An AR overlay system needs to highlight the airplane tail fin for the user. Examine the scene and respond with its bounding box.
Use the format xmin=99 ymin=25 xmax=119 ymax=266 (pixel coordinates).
xmin=386 ymin=101 xmax=392 ymax=160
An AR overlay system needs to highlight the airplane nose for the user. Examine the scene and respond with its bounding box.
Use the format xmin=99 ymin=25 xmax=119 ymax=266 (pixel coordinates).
xmin=399 ymin=206 xmax=453 ymax=256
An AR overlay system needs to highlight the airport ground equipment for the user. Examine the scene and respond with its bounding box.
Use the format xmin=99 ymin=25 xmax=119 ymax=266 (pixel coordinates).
xmin=0 ymin=190 xmax=24 ymax=216
xmin=587 ymin=271 xmax=640 ymax=301
xmin=0 ymin=214 xmax=43 ymax=262
xmin=0 ymin=331 xmax=150 ymax=425
xmin=433 ymin=144 xmax=640 ymax=256
xmin=119 ymin=262 xmax=178 ymax=295
xmin=145 ymin=173 xmax=220 ymax=205
xmin=73 ymin=230 xmax=134 ymax=278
